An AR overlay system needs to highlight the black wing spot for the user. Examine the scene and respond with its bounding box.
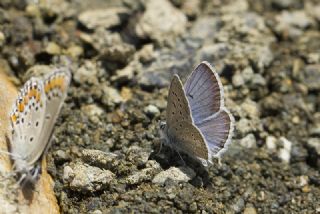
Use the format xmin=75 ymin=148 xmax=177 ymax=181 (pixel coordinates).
xmin=21 ymin=118 xmax=24 ymax=123
xmin=30 ymin=137 xmax=34 ymax=142
xmin=36 ymin=121 xmax=39 ymax=127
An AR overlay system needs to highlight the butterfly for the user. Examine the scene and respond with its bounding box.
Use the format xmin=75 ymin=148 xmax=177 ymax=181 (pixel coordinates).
xmin=160 ymin=61 xmax=234 ymax=166
xmin=8 ymin=68 xmax=71 ymax=184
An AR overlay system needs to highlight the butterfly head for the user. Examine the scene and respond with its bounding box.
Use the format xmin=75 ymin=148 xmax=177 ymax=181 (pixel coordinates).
xmin=13 ymin=157 xmax=40 ymax=184
xmin=158 ymin=121 xmax=169 ymax=144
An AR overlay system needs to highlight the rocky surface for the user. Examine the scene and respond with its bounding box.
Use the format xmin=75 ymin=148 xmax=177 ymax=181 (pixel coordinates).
xmin=0 ymin=0 xmax=319 ymax=213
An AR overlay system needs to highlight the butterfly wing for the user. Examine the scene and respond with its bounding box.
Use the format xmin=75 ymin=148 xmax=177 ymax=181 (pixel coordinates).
xmin=10 ymin=78 xmax=47 ymax=167
xmin=196 ymin=108 xmax=234 ymax=158
xmin=166 ymin=75 xmax=209 ymax=161
xmin=166 ymin=75 xmax=193 ymax=125
xmin=28 ymin=68 xmax=71 ymax=163
xmin=184 ymin=61 xmax=224 ymax=124
xmin=167 ymin=121 xmax=209 ymax=161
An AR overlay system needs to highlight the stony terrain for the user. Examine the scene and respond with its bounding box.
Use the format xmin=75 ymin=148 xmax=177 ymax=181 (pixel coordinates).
xmin=0 ymin=0 xmax=319 ymax=213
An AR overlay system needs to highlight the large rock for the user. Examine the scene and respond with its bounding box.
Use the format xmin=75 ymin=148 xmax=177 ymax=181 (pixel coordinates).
xmin=152 ymin=167 xmax=196 ymax=185
xmin=134 ymin=0 xmax=187 ymax=45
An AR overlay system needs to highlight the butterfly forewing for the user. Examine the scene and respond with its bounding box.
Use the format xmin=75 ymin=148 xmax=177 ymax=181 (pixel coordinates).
xmin=166 ymin=75 xmax=193 ymax=125
xmin=184 ymin=62 xmax=223 ymax=124
xmin=29 ymin=68 xmax=71 ymax=163
xmin=166 ymin=75 xmax=209 ymax=161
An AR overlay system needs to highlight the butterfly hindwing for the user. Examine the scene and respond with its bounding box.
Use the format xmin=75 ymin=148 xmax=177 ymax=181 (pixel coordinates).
xmin=197 ymin=108 xmax=234 ymax=157
xmin=167 ymin=120 xmax=209 ymax=161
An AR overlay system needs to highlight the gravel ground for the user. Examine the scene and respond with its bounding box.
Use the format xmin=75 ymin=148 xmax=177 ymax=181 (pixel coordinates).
xmin=1 ymin=0 xmax=319 ymax=213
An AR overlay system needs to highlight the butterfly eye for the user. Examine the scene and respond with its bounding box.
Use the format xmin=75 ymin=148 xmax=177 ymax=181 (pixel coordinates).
xmin=159 ymin=122 xmax=166 ymax=130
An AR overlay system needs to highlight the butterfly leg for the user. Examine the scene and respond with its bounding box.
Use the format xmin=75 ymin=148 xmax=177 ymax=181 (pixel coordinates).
xmin=175 ymin=149 xmax=186 ymax=166
xmin=218 ymin=157 xmax=222 ymax=166
xmin=155 ymin=139 xmax=164 ymax=155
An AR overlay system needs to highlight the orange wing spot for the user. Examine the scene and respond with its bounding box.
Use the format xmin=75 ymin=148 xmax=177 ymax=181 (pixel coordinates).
xmin=11 ymin=114 xmax=18 ymax=123
xmin=18 ymin=102 xmax=25 ymax=112
xmin=44 ymin=81 xmax=52 ymax=94
xmin=36 ymin=91 xmax=41 ymax=102
xmin=53 ymin=77 xmax=59 ymax=88
xmin=28 ymin=89 xmax=36 ymax=98
xmin=23 ymin=95 xmax=29 ymax=105
xmin=56 ymin=77 xmax=65 ymax=91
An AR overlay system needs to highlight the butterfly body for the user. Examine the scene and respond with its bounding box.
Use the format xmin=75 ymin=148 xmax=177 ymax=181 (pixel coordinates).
xmin=9 ymin=68 xmax=71 ymax=184
xmin=161 ymin=61 xmax=234 ymax=165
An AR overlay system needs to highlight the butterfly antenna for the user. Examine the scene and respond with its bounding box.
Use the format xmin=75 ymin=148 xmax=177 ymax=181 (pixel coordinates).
xmin=0 ymin=149 xmax=22 ymax=159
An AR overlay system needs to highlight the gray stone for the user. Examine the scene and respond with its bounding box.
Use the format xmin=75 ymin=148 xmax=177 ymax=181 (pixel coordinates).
xmin=101 ymin=86 xmax=123 ymax=107
xmin=111 ymin=60 xmax=141 ymax=83
xmin=240 ymin=99 xmax=260 ymax=119
xmin=152 ymin=167 xmax=196 ymax=185
xmin=198 ymin=43 xmax=230 ymax=61
xmin=278 ymin=137 xmax=292 ymax=163
xmin=81 ymin=149 xmax=119 ymax=170
xmin=190 ymin=17 xmax=221 ymax=40
xmin=54 ymin=150 xmax=70 ymax=163
xmin=74 ymin=61 xmax=99 ymax=85
xmin=134 ymin=0 xmax=187 ymax=45
xmin=232 ymin=197 xmax=245 ymax=213
xmin=137 ymin=44 xmax=156 ymax=63
xmin=78 ymin=7 xmax=129 ymax=30
xmin=266 ymin=136 xmax=277 ymax=151
xmin=126 ymin=160 xmax=161 ymax=185
xmin=275 ymin=11 xmax=315 ymax=39
xmin=237 ymin=118 xmax=260 ymax=137
xmin=303 ymin=64 xmax=320 ymax=91
xmin=100 ymin=43 xmax=135 ymax=64
xmin=126 ymin=146 xmax=150 ymax=166
xmin=79 ymin=28 xmax=122 ymax=51
xmin=64 ymin=162 xmax=115 ymax=192
xmin=81 ymin=104 xmax=104 ymax=124
xmin=240 ymin=134 xmax=256 ymax=148
xmin=244 ymin=206 xmax=257 ymax=214
xmin=307 ymin=138 xmax=320 ymax=155
xmin=144 ymin=104 xmax=160 ymax=118
xmin=232 ymin=72 xmax=245 ymax=88
xmin=251 ymin=73 xmax=266 ymax=87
